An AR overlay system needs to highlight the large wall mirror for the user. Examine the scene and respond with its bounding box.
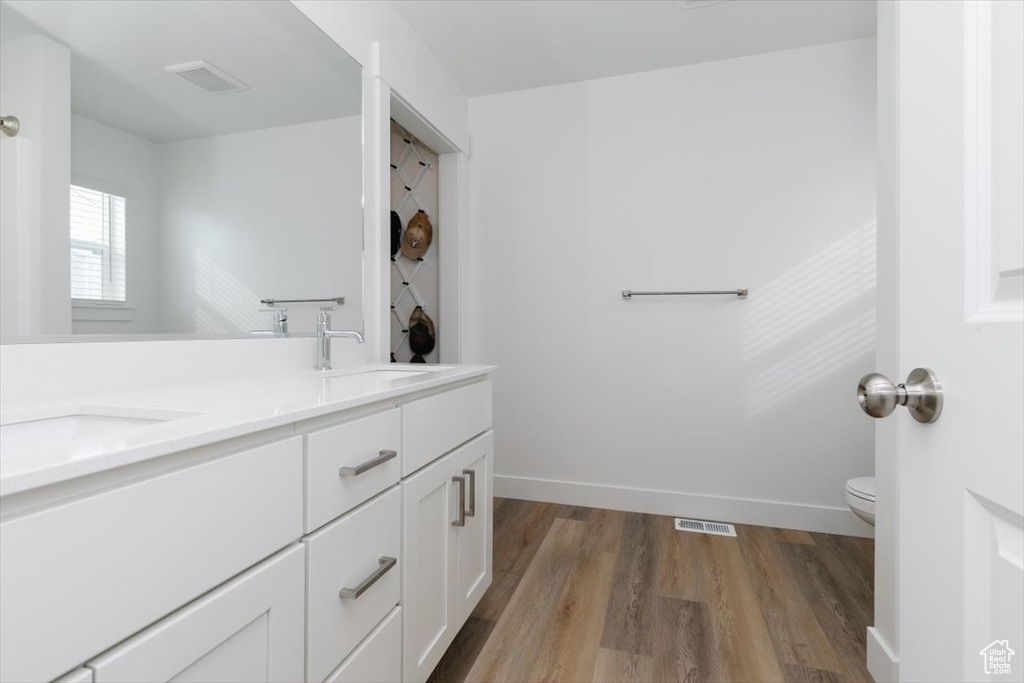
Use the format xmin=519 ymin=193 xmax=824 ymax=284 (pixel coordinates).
xmin=0 ymin=0 xmax=363 ymax=340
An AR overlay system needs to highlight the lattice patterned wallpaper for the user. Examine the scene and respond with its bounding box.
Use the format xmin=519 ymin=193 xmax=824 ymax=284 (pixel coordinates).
xmin=390 ymin=121 xmax=440 ymax=363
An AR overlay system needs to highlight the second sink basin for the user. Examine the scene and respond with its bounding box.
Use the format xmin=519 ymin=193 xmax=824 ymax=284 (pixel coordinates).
xmin=0 ymin=406 xmax=199 ymax=457
xmin=364 ymin=370 xmax=430 ymax=381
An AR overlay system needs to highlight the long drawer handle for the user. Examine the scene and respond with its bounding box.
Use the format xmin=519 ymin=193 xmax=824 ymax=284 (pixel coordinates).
xmin=452 ymin=476 xmax=466 ymax=527
xmin=462 ymin=469 xmax=476 ymax=517
xmin=339 ymin=556 xmax=397 ymax=600
xmin=339 ymin=450 xmax=397 ymax=477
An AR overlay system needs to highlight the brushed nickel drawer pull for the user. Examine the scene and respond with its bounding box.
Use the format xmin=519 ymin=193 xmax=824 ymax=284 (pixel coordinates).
xmin=452 ymin=476 xmax=466 ymax=527
xmin=339 ymin=556 xmax=397 ymax=599
xmin=339 ymin=450 xmax=397 ymax=477
xmin=462 ymin=469 xmax=476 ymax=517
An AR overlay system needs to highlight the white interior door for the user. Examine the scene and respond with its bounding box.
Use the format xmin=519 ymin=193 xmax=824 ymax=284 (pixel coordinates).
xmin=896 ymin=1 xmax=1024 ymax=680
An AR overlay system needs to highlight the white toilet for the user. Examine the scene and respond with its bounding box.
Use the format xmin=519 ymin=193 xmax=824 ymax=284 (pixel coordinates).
xmin=845 ymin=476 xmax=876 ymax=526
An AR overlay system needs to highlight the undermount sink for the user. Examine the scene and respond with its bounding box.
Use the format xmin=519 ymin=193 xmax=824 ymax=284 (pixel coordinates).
xmin=315 ymin=366 xmax=453 ymax=382
xmin=364 ymin=370 xmax=430 ymax=380
xmin=0 ymin=406 xmax=198 ymax=456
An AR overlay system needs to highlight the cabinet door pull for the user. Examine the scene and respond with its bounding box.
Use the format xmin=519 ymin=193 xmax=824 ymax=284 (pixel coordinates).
xmin=339 ymin=450 xmax=397 ymax=477
xmin=339 ymin=556 xmax=397 ymax=599
xmin=452 ymin=476 xmax=466 ymax=527
xmin=462 ymin=469 xmax=476 ymax=517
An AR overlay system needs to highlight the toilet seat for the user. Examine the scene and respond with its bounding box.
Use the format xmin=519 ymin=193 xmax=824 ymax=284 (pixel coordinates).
xmin=845 ymin=476 xmax=875 ymax=502
xmin=845 ymin=476 xmax=875 ymax=526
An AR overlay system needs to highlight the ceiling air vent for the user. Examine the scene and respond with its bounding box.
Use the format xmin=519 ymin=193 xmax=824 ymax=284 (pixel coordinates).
xmin=674 ymin=518 xmax=738 ymax=537
xmin=164 ymin=61 xmax=248 ymax=94
xmin=674 ymin=0 xmax=731 ymax=10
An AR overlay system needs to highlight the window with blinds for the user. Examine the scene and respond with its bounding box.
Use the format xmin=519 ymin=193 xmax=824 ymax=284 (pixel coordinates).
xmin=70 ymin=184 xmax=126 ymax=302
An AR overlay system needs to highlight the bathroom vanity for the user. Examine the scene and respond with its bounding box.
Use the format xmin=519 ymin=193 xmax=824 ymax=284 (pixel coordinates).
xmin=0 ymin=366 xmax=494 ymax=683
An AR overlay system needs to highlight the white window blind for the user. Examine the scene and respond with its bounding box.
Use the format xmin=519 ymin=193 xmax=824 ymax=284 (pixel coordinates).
xmin=70 ymin=184 xmax=126 ymax=302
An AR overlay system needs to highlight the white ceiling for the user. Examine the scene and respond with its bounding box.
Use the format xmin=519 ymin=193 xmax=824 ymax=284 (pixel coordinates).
xmin=1 ymin=0 xmax=362 ymax=143
xmin=391 ymin=0 xmax=877 ymax=97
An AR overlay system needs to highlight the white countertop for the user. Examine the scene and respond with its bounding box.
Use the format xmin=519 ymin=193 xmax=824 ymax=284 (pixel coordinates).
xmin=0 ymin=364 xmax=494 ymax=497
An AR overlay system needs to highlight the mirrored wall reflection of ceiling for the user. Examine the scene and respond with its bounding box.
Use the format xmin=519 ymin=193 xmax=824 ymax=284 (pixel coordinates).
xmin=0 ymin=0 xmax=361 ymax=143
xmin=391 ymin=0 xmax=877 ymax=97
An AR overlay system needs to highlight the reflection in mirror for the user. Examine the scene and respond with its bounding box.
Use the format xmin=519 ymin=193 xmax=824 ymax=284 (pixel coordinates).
xmin=0 ymin=0 xmax=362 ymax=339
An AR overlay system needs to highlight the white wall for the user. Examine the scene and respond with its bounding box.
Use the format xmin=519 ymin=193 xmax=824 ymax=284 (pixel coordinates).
xmin=0 ymin=34 xmax=71 ymax=335
xmin=66 ymin=115 xmax=362 ymax=336
xmin=70 ymin=115 xmax=161 ymax=334
xmin=466 ymin=39 xmax=877 ymax=535
xmin=158 ymin=117 xmax=363 ymax=335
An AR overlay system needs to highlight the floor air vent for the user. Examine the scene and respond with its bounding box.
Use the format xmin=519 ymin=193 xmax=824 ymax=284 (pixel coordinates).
xmin=674 ymin=518 xmax=737 ymax=537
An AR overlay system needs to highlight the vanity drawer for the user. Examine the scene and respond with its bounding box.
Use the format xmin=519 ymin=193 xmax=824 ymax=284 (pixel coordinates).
xmin=402 ymin=380 xmax=492 ymax=476
xmin=0 ymin=437 xmax=303 ymax=683
xmin=305 ymin=408 xmax=401 ymax=532
xmin=324 ymin=607 xmax=402 ymax=683
xmin=304 ymin=486 xmax=401 ymax=682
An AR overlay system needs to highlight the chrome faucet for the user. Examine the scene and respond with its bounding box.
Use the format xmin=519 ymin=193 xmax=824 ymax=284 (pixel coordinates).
xmin=262 ymin=307 xmax=289 ymax=336
xmin=250 ymin=307 xmax=288 ymax=336
xmin=316 ymin=307 xmax=364 ymax=370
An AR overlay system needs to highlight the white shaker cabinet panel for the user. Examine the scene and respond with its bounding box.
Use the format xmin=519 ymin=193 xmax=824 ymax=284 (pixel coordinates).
xmin=456 ymin=432 xmax=493 ymax=624
xmin=0 ymin=437 xmax=303 ymax=683
xmin=324 ymin=607 xmax=402 ymax=683
xmin=53 ymin=669 xmax=93 ymax=683
xmin=402 ymin=380 xmax=492 ymax=476
xmin=401 ymin=454 xmax=459 ymax=683
xmin=304 ymin=487 xmax=401 ymax=682
xmin=88 ymin=545 xmax=305 ymax=683
xmin=305 ymin=408 xmax=401 ymax=532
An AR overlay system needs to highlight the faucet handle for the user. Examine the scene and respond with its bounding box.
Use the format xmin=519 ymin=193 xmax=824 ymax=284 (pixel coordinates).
xmin=317 ymin=306 xmax=335 ymax=327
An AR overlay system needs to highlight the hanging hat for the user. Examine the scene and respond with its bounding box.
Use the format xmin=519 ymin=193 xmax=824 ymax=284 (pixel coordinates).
xmin=401 ymin=211 xmax=433 ymax=260
xmin=390 ymin=211 xmax=402 ymax=258
xmin=408 ymin=306 xmax=435 ymax=356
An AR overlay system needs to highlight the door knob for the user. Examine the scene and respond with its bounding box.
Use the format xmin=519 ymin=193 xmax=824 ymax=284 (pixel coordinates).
xmin=857 ymin=368 xmax=943 ymax=423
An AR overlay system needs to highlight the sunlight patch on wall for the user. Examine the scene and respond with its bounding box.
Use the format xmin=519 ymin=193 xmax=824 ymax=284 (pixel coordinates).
xmin=747 ymin=309 xmax=875 ymax=415
xmin=193 ymin=250 xmax=263 ymax=334
xmin=744 ymin=221 xmax=876 ymax=359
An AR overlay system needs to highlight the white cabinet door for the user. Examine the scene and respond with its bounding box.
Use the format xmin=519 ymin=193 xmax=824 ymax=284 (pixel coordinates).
xmin=88 ymin=545 xmax=304 ymax=683
xmin=401 ymin=454 xmax=458 ymax=683
xmin=455 ymin=432 xmax=493 ymax=625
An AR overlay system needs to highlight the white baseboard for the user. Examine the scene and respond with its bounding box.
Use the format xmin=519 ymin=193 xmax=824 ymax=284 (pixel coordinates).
xmin=494 ymin=474 xmax=875 ymax=538
xmin=866 ymin=626 xmax=899 ymax=682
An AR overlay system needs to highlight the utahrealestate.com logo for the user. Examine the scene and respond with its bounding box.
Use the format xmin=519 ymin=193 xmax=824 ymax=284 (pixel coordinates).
xmin=980 ymin=640 xmax=1015 ymax=675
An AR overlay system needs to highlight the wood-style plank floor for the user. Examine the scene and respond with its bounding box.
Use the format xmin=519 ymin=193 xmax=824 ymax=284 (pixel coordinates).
xmin=428 ymin=498 xmax=874 ymax=683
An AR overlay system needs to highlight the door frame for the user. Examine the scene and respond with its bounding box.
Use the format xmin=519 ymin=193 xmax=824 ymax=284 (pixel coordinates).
xmin=388 ymin=90 xmax=468 ymax=366
xmin=868 ymin=1 xmax=901 ymax=681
